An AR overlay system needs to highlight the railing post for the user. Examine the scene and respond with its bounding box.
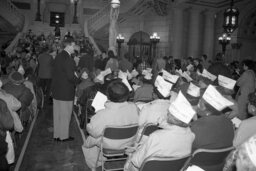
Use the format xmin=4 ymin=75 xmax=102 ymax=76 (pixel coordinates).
xmin=35 ymin=0 xmax=41 ymax=21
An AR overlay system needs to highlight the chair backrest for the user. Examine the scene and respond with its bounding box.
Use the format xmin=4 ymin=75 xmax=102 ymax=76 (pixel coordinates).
xmin=103 ymin=124 xmax=139 ymax=140
xmin=140 ymin=155 xmax=190 ymax=171
xmin=142 ymin=123 xmax=161 ymax=136
xmin=187 ymin=147 xmax=234 ymax=171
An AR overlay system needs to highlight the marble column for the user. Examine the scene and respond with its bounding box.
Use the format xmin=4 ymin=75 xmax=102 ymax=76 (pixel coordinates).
xmin=172 ymin=7 xmax=184 ymax=58
xmin=187 ymin=9 xmax=201 ymax=58
xmin=203 ymin=11 xmax=215 ymax=60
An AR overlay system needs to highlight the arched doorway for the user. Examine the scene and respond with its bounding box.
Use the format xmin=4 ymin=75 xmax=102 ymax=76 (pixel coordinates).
xmin=127 ymin=31 xmax=151 ymax=64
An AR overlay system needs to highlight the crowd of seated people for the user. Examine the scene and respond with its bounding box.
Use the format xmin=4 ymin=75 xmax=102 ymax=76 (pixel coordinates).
xmin=1 ymin=28 xmax=256 ymax=171
xmin=73 ymin=48 xmax=256 ymax=171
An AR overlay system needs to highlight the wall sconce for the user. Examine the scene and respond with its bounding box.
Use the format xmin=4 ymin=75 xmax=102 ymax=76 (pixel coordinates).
xmin=116 ymin=34 xmax=124 ymax=58
xmin=111 ymin=0 xmax=120 ymax=8
xmin=218 ymin=33 xmax=231 ymax=55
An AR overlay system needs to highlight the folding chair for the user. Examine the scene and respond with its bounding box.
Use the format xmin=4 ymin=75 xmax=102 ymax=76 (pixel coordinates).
xmin=139 ymin=155 xmax=190 ymax=171
xmin=100 ymin=124 xmax=139 ymax=171
xmin=182 ymin=146 xmax=234 ymax=171
xmin=137 ymin=123 xmax=161 ymax=143
xmin=79 ymin=98 xmax=94 ymax=130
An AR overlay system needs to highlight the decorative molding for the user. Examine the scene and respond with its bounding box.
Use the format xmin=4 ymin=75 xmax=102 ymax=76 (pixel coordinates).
xmin=153 ymin=0 xmax=169 ymax=16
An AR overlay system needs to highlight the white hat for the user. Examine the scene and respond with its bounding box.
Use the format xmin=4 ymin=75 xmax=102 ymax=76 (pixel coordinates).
xmin=101 ymin=68 xmax=112 ymax=77
xmin=202 ymin=85 xmax=234 ymax=111
xmin=142 ymin=69 xmax=152 ymax=80
xmin=187 ymin=82 xmax=200 ymax=97
xmin=201 ymin=69 xmax=217 ymax=81
xmin=182 ymin=71 xmax=193 ymax=82
xmin=118 ymin=70 xmax=132 ymax=91
xmin=131 ymin=69 xmax=139 ymax=78
xmin=175 ymin=69 xmax=193 ymax=82
xmin=161 ymin=69 xmax=179 ymax=83
xmin=168 ymin=91 xmax=196 ymax=124
xmin=18 ymin=65 xmax=25 ymax=75
xmin=81 ymin=71 xmax=88 ymax=79
xmin=155 ymin=76 xmax=173 ymax=97
xmin=126 ymin=70 xmax=133 ymax=80
xmin=245 ymin=135 xmax=256 ymax=167
xmin=185 ymin=165 xmax=205 ymax=171
xmin=218 ymin=75 xmax=236 ymax=90
xmin=186 ymin=64 xmax=194 ymax=71
xmin=118 ymin=70 xmax=128 ymax=80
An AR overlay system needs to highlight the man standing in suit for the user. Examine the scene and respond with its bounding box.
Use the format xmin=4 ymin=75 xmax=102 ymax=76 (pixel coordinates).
xmin=51 ymin=36 xmax=79 ymax=141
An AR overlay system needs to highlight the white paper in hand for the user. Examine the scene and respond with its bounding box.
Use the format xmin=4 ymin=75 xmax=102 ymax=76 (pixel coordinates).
xmin=132 ymin=84 xmax=141 ymax=91
xmin=162 ymin=69 xmax=179 ymax=83
xmin=202 ymin=85 xmax=234 ymax=111
xmin=185 ymin=165 xmax=205 ymax=171
xmin=231 ymin=117 xmax=242 ymax=128
xmin=202 ymin=69 xmax=217 ymax=81
xmin=218 ymin=75 xmax=236 ymax=90
xmin=187 ymin=82 xmax=200 ymax=97
xmin=155 ymin=76 xmax=173 ymax=97
xmin=122 ymin=78 xmax=132 ymax=91
xmin=168 ymin=91 xmax=196 ymax=124
xmin=182 ymin=71 xmax=193 ymax=82
xmin=91 ymin=92 xmax=108 ymax=112
xmin=102 ymin=68 xmax=112 ymax=77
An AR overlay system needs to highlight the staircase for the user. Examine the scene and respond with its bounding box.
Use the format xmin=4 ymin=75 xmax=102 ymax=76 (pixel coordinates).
xmin=85 ymin=0 xmax=152 ymax=54
xmin=0 ymin=0 xmax=24 ymax=32
xmin=0 ymin=0 xmax=27 ymax=53
xmin=29 ymin=22 xmax=82 ymax=37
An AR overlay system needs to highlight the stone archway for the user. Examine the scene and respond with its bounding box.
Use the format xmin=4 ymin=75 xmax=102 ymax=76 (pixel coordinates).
xmin=127 ymin=31 xmax=151 ymax=63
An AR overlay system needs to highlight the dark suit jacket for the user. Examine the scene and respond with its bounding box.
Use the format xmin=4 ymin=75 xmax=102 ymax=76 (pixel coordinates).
xmin=78 ymin=54 xmax=94 ymax=72
xmin=38 ymin=52 xmax=53 ymax=79
xmin=52 ymin=50 xmax=78 ymax=101
xmin=191 ymin=115 xmax=234 ymax=151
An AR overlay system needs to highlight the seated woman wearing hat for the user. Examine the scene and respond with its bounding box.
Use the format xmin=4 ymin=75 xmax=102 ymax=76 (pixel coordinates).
xmin=3 ymin=71 xmax=33 ymax=124
xmin=124 ymin=92 xmax=195 ymax=171
xmin=76 ymin=68 xmax=94 ymax=100
xmin=83 ymin=80 xmax=139 ymax=171
xmin=3 ymin=71 xmax=33 ymax=110
xmin=191 ymin=85 xmax=234 ymax=151
xmin=133 ymin=70 xmax=157 ymax=103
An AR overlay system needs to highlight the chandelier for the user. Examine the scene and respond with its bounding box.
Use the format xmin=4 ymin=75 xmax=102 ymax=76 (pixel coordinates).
xmin=223 ymin=0 xmax=239 ymax=34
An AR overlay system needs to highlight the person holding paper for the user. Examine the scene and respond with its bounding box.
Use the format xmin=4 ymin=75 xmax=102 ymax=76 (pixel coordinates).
xmin=124 ymin=92 xmax=195 ymax=171
xmin=208 ymin=53 xmax=232 ymax=84
xmin=133 ymin=71 xmax=157 ymax=102
xmin=191 ymin=85 xmax=234 ymax=151
xmin=51 ymin=36 xmax=79 ymax=142
xmin=83 ymin=80 xmax=139 ymax=171
xmin=236 ymin=60 xmax=255 ymax=120
xmin=233 ymin=92 xmax=256 ymax=147
xmin=105 ymin=50 xmax=119 ymax=72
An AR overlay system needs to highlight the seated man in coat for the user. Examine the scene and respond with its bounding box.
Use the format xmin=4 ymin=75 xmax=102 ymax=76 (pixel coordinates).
xmin=3 ymin=71 xmax=33 ymax=124
xmin=124 ymin=91 xmax=196 ymax=171
xmin=83 ymin=80 xmax=139 ymax=171
xmin=191 ymin=85 xmax=235 ymax=151
xmin=0 ymin=79 xmax=22 ymax=133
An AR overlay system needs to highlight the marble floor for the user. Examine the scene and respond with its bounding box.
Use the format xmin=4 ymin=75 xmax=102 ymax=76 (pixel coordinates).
xmin=18 ymin=104 xmax=90 ymax=171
